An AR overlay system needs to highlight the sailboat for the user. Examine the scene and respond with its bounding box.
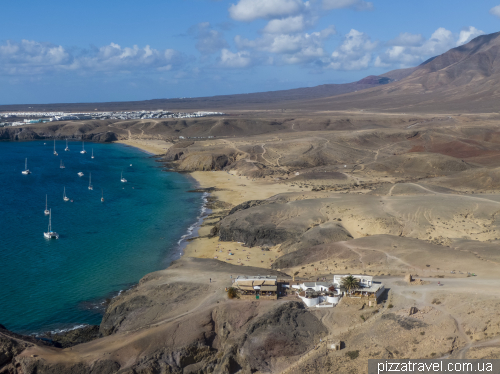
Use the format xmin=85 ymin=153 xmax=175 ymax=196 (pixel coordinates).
xmin=43 ymin=209 xmax=59 ymax=239
xmin=91 ymin=149 xmax=94 ymax=159
xmin=63 ymin=187 xmax=70 ymax=202
xmin=60 ymin=160 xmax=65 ymax=169
xmin=77 ymin=171 xmax=84 ymax=177
xmin=22 ymin=158 xmax=31 ymax=174
xmin=121 ymin=171 xmax=127 ymax=183
xmin=88 ymin=173 xmax=93 ymax=190
xmin=65 ymin=139 xmax=70 ymax=151
xmin=53 ymin=139 xmax=58 ymax=156
xmin=101 ymin=189 xmax=104 ymax=202
xmin=80 ymin=141 xmax=87 ymax=154
xmin=44 ymin=195 xmax=50 ymax=215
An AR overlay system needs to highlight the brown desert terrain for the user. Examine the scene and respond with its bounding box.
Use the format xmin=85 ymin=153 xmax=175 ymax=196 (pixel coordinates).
xmin=2 ymin=32 xmax=500 ymax=374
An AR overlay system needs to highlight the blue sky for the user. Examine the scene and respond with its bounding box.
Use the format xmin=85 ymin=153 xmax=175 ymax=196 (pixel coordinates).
xmin=1 ymin=0 xmax=500 ymax=105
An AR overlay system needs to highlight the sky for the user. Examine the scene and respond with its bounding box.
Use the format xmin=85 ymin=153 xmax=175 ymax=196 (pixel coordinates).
xmin=1 ymin=0 xmax=500 ymax=105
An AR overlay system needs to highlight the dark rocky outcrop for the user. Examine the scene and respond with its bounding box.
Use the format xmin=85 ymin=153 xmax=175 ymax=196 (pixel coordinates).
xmin=178 ymin=153 xmax=232 ymax=171
xmin=45 ymin=325 xmax=100 ymax=348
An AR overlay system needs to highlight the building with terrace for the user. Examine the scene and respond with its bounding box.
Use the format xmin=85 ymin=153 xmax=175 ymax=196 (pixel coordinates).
xmin=232 ymin=275 xmax=278 ymax=300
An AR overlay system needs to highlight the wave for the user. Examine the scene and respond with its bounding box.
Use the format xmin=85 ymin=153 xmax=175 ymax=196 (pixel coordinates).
xmin=176 ymin=192 xmax=210 ymax=249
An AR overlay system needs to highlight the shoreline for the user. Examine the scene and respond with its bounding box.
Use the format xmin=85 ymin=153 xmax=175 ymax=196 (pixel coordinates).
xmin=13 ymin=139 xmax=204 ymax=338
xmin=115 ymin=139 xmax=173 ymax=155
xmin=111 ymin=138 xmax=311 ymax=271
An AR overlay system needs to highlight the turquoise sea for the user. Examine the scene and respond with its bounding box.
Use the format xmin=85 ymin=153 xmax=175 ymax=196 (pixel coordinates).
xmin=0 ymin=140 xmax=202 ymax=334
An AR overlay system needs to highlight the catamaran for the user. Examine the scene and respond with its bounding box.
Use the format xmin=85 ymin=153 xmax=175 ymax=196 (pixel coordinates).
xmin=63 ymin=187 xmax=70 ymax=202
xmin=44 ymin=209 xmax=59 ymax=239
xmin=88 ymin=173 xmax=93 ymax=190
xmin=60 ymin=160 xmax=65 ymax=169
xmin=77 ymin=171 xmax=84 ymax=177
xmin=53 ymin=139 xmax=58 ymax=156
xmin=44 ymin=195 xmax=50 ymax=215
xmin=91 ymin=149 xmax=94 ymax=159
xmin=22 ymin=158 xmax=31 ymax=175
xmin=65 ymin=139 xmax=69 ymax=151
xmin=80 ymin=141 xmax=87 ymax=154
xmin=121 ymin=171 xmax=127 ymax=183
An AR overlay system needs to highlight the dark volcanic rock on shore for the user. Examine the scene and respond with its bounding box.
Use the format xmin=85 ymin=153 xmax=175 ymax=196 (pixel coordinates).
xmin=218 ymin=198 xmax=353 ymax=252
xmin=45 ymin=325 xmax=100 ymax=348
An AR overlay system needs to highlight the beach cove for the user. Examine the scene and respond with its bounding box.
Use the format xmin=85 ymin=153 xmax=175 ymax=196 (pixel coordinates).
xmin=0 ymin=140 xmax=203 ymax=334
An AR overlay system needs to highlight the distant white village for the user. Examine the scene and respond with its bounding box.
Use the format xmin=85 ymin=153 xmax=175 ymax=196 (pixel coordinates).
xmin=0 ymin=110 xmax=225 ymax=127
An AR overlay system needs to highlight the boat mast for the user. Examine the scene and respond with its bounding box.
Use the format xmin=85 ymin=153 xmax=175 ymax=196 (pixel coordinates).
xmin=48 ymin=209 xmax=52 ymax=232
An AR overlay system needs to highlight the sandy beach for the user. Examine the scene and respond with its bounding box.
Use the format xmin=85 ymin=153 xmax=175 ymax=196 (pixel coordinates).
xmin=116 ymin=139 xmax=173 ymax=155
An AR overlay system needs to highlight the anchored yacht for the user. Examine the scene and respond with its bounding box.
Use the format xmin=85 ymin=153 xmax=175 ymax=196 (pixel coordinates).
xmin=121 ymin=171 xmax=127 ymax=183
xmin=63 ymin=187 xmax=70 ymax=202
xmin=88 ymin=173 xmax=93 ymax=190
xmin=44 ymin=195 xmax=50 ymax=215
xmin=44 ymin=209 xmax=59 ymax=239
xmin=65 ymin=139 xmax=70 ymax=151
xmin=80 ymin=141 xmax=87 ymax=154
xmin=53 ymin=139 xmax=58 ymax=156
xmin=22 ymin=158 xmax=31 ymax=175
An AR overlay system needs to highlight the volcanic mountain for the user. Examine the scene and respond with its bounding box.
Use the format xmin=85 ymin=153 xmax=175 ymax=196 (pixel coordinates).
xmin=1 ymin=31 xmax=499 ymax=113
xmin=304 ymin=31 xmax=500 ymax=113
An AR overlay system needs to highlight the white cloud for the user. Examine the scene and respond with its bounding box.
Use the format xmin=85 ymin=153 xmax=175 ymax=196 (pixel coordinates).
xmin=376 ymin=26 xmax=484 ymax=69
xmin=262 ymin=15 xmax=308 ymax=34
xmin=322 ymin=0 xmax=373 ymax=11
xmin=456 ymin=26 xmax=484 ymax=46
xmin=0 ymin=39 xmax=184 ymax=75
xmin=375 ymin=27 xmax=453 ymax=68
xmin=189 ymin=22 xmax=229 ymax=55
xmin=235 ymin=26 xmax=335 ymax=64
xmin=229 ymin=0 xmax=307 ymax=22
xmin=490 ymin=5 xmax=500 ymax=18
xmin=328 ymin=29 xmax=377 ymax=70
xmin=219 ymin=49 xmax=252 ymax=68
xmin=0 ymin=40 xmax=71 ymax=69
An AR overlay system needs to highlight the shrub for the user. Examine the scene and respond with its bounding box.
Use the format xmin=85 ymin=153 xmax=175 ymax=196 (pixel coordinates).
xmin=346 ymin=350 xmax=360 ymax=360
xmin=227 ymin=287 xmax=238 ymax=299
xmin=387 ymin=304 xmax=394 ymax=308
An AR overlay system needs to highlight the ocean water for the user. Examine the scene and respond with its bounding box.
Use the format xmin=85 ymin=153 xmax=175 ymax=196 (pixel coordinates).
xmin=0 ymin=140 xmax=202 ymax=334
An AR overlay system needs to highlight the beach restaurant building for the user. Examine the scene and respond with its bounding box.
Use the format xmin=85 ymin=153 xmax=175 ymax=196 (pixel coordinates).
xmin=233 ymin=275 xmax=278 ymax=300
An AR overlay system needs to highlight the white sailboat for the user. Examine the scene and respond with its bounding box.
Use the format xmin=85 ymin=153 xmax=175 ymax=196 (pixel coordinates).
xmin=91 ymin=149 xmax=94 ymax=159
xmin=77 ymin=171 xmax=84 ymax=177
xmin=65 ymin=139 xmax=70 ymax=151
xmin=101 ymin=189 xmax=104 ymax=202
xmin=44 ymin=209 xmax=59 ymax=239
xmin=63 ymin=187 xmax=70 ymax=202
xmin=80 ymin=141 xmax=87 ymax=154
xmin=53 ymin=139 xmax=58 ymax=156
xmin=121 ymin=171 xmax=127 ymax=183
xmin=60 ymin=160 xmax=65 ymax=169
xmin=44 ymin=195 xmax=50 ymax=215
xmin=22 ymin=158 xmax=31 ymax=174
xmin=88 ymin=173 xmax=93 ymax=190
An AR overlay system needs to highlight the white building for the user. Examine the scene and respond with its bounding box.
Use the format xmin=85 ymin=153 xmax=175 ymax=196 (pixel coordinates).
xmin=293 ymin=274 xmax=385 ymax=308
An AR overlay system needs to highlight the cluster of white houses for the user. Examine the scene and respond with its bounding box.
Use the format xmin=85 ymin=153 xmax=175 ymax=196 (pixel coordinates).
xmin=232 ymin=274 xmax=385 ymax=307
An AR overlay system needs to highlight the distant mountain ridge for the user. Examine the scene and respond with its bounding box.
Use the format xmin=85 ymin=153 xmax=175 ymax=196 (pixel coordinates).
xmin=0 ymin=68 xmax=416 ymax=113
xmin=303 ymin=31 xmax=500 ymax=113
xmin=2 ymin=31 xmax=499 ymax=113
